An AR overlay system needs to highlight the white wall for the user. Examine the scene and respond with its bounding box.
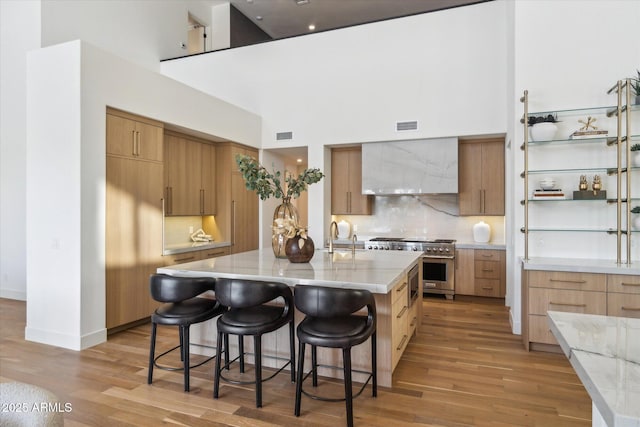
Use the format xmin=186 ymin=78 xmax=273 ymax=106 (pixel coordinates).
xmin=0 ymin=0 xmax=41 ymax=301
xmin=0 ymin=0 xmax=224 ymax=300
xmin=161 ymin=1 xmax=509 ymax=247
xmin=25 ymin=40 xmax=260 ymax=350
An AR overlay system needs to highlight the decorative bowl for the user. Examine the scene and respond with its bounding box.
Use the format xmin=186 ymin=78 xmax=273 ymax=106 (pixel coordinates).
xmin=530 ymin=122 xmax=558 ymax=142
xmin=539 ymin=179 xmax=556 ymax=190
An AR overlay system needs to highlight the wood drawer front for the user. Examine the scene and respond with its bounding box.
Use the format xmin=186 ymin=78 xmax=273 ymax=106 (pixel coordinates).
xmin=408 ymin=302 xmax=419 ymax=337
xmin=474 ymin=279 xmax=501 ymax=297
xmin=392 ymin=278 xmax=408 ymax=304
xmin=528 ymin=288 xmax=606 ymax=316
xmin=528 ymin=314 xmax=558 ymax=345
xmin=607 ymin=274 xmax=640 ymax=294
xmin=528 ymin=271 xmax=606 ymax=291
xmin=199 ymin=247 xmax=230 ymax=259
xmin=607 ymin=293 xmax=640 ymax=318
xmin=392 ymin=296 xmax=409 ymax=369
xmin=475 ymin=249 xmax=502 ymax=261
xmin=163 ymin=252 xmax=201 ymax=266
xmin=474 ymin=260 xmax=500 ymax=279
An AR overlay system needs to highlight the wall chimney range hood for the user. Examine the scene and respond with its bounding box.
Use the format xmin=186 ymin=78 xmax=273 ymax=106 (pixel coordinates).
xmin=361 ymin=137 xmax=458 ymax=195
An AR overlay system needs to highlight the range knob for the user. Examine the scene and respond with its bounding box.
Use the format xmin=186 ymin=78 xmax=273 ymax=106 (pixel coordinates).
xmin=367 ymin=245 xmax=372 ymax=250
xmin=384 ymin=246 xmax=390 ymax=250
xmin=439 ymin=247 xmax=444 ymax=252
xmin=445 ymin=248 xmax=450 ymax=253
xmin=412 ymin=246 xmax=418 ymax=251
xmin=425 ymin=247 xmax=431 ymax=253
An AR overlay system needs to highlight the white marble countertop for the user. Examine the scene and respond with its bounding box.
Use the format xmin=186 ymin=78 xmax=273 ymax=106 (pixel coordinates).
xmin=548 ymin=311 xmax=640 ymax=427
xmin=163 ymin=241 xmax=231 ymax=255
xmin=157 ymin=248 xmax=423 ymax=294
xmin=522 ymin=257 xmax=640 ymax=276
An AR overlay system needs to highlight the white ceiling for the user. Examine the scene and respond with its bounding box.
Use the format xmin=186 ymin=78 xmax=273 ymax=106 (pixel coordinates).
xmin=229 ymin=0 xmax=489 ymax=40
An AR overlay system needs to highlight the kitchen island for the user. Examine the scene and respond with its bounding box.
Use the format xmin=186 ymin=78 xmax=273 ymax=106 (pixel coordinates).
xmin=548 ymin=311 xmax=640 ymax=427
xmin=158 ymin=248 xmax=423 ymax=387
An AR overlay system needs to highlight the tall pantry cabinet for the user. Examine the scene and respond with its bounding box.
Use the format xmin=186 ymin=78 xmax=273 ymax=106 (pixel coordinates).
xmin=105 ymin=109 xmax=163 ymax=330
xmin=216 ymin=143 xmax=259 ymax=254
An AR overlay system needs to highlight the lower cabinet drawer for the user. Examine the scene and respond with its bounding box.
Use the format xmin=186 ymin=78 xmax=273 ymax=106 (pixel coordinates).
xmin=607 ymin=293 xmax=640 ymax=318
xmin=474 ymin=260 xmax=501 ymax=279
xmin=529 ymin=288 xmax=606 ymax=316
xmin=163 ymin=252 xmax=200 ymax=265
xmin=607 ymin=274 xmax=640 ymax=294
xmin=474 ymin=279 xmax=501 ymax=297
xmin=392 ymin=297 xmax=409 ymax=369
xmin=529 ymin=314 xmax=558 ymax=345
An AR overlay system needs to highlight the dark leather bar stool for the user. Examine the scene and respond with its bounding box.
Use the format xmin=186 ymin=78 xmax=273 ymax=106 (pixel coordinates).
xmin=147 ymin=274 xmax=226 ymax=392
xmin=294 ymin=286 xmax=377 ymax=427
xmin=213 ymin=278 xmax=295 ymax=408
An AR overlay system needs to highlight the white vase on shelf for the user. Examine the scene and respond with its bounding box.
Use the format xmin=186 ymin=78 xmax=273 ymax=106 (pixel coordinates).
xmin=633 ymin=215 xmax=640 ymax=231
xmin=529 ymin=122 xmax=558 ymax=142
xmin=473 ymin=221 xmax=491 ymax=243
xmin=632 ymin=151 xmax=640 ymax=167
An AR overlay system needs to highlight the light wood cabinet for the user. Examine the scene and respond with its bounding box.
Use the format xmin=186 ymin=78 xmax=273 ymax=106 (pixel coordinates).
xmin=454 ymin=248 xmax=475 ymax=296
xmin=458 ymin=138 xmax=505 ymax=216
xmin=106 ymin=110 xmax=163 ymax=162
xmin=522 ymin=270 xmax=608 ymax=350
xmin=216 ymin=143 xmax=259 ymax=254
xmin=162 ymin=246 xmax=230 ymax=266
xmin=455 ymin=248 xmax=505 ymax=298
xmin=106 ymin=116 xmax=164 ymax=330
xmin=607 ymin=274 xmax=640 ymax=318
xmin=164 ymin=132 xmax=217 ymax=216
xmin=391 ymin=275 xmax=409 ymax=370
xmin=331 ymin=147 xmax=372 ymax=215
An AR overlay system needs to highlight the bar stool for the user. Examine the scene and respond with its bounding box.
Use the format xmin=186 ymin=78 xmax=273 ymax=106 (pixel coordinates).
xmin=147 ymin=274 xmax=226 ymax=392
xmin=294 ymin=286 xmax=377 ymax=427
xmin=213 ymin=278 xmax=295 ymax=408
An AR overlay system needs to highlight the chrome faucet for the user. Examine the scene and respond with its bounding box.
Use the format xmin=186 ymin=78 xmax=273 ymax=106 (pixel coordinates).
xmin=351 ymin=233 xmax=358 ymax=255
xmin=328 ymin=221 xmax=338 ymax=253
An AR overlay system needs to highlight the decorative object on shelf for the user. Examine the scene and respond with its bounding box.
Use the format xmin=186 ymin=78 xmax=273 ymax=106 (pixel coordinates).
xmin=275 ymin=217 xmax=315 ymax=263
xmin=472 ymin=221 xmax=491 ymax=243
xmin=631 ymin=144 xmax=640 ymax=167
xmin=528 ymin=114 xmax=559 ymax=142
xmin=190 ymin=228 xmax=212 ymax=242
xmin=573 ymin=175 xmax=606 ymax=200
xmin=337 ymin=220 xmax=352 ymax=239
xmin=579 ymin=175 xmax=589 ymax=191
xmin=236 ymin=155 xmax=324 ymax=258
xmin=539 ymin=177 xmax=556 ymax=190
xmin=632 ymin=206 xmax=640 ymax=231
xmin=569 ymin=116 xmax=608 ymax=139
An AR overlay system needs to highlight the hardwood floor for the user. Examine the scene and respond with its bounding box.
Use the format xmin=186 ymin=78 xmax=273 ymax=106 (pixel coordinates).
xmin=0 ymin=296 xmax=590 ymax=426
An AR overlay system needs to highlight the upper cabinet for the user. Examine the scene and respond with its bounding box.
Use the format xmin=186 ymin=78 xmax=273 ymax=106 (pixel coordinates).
xmin=164 ymin=131 xmax=217 ymax=216
xmin=331 ymin=147 xmax=372 ymax=215
xmin=106 ymin=110 xmax=163 ymax=162
xmin=458 ymin=137 xmax=505 ymax=216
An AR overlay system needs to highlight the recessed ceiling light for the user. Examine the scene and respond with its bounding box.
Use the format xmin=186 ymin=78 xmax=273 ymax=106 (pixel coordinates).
xmin=296 ymin=158 xmax=303 ymax=163
xmin=295 ymin=0 xmax=310 ymax=5
xmin=256 ymin=16 xmax=263 ymax=20
xmin=308 ymin=24 xmax=316 ymax=31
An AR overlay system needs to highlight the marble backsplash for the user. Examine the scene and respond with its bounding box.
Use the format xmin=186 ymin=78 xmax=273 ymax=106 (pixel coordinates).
xmin=332 ymin=195 xmax=505 ymax=244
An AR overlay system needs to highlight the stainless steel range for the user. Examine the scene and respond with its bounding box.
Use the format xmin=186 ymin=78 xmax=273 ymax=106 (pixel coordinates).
xmin=365 ymin=237 xmax=456 ymax=299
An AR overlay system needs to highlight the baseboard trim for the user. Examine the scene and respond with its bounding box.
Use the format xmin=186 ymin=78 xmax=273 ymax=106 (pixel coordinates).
xmin=0 ymin=289 xmax=27 ymax=301
xmin=25 ymin=326 xmax=107 ymax=351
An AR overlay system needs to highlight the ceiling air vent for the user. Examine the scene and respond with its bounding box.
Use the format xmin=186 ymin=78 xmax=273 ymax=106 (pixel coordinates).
xmin=276 ymin=131 xmax=293 ymax=141
xmin=396 ymin=121 xmax=418 ymax=132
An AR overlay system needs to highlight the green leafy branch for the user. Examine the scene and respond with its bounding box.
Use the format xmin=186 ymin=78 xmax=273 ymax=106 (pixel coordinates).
xmin=235 ymin=154 xmax=324 ymax=201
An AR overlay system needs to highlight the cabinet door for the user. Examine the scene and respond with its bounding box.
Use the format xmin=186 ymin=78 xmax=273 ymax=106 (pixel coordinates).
xmin=164 ymin=134 xmax=202 ymax=215
xmin=458 ymin=142 xmax=483 ymax=215
xmin=106 ymin=157 xmax=163 ymax=329
xmin=107 ymin=114 xmax=163 ymax=162
xmin=201 ymin=143 xmax=217 ymax=215
xmin=454 ymin=248 xmax=475 ymax=295
xmin=231 ymin=172 xmax=259 ymax=254
xmin=481 ymin=141 xmax=504 ymax=215
xmin=347 ymin=149 xmax=372 ymax=214
xmin=331 ymin=149 xmax=351 ymax=214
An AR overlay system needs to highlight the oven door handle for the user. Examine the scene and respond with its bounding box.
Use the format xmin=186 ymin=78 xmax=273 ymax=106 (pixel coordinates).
xmin=423 ymin=255 xmax=455 ymax=260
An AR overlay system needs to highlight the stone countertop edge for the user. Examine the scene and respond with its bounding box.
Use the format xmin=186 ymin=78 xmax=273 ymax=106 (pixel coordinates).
xmin=547 ymin=311 xmax=640 ymax=427
xmin=521 ymin=257 xmax=640 ymax=275
xmin=163 ymin=241 xmax=231 ymax=256
xmin=455 ymin=242 xmax=506 ymax=250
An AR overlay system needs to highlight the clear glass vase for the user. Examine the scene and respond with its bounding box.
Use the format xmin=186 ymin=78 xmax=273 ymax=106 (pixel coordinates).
xmin=272 ymin=198 xmax=299 ymax=258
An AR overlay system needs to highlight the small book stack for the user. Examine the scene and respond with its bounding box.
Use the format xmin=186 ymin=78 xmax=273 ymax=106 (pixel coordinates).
xmin=532 ymin=189 xmax=565 ymax=200
xmin=570 ymin=130 xmax=608 ymax=140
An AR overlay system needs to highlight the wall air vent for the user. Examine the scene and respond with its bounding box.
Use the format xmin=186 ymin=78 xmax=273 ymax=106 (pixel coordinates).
xmin=276 ymin=131 xmax=293 ymax=141
xmin=396 ymin=121 xmax=418 ymax=132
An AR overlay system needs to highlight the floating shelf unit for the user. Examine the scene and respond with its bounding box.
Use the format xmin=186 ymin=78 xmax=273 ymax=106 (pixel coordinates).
xmin=521 ymin=79 xmax=638 ymax=264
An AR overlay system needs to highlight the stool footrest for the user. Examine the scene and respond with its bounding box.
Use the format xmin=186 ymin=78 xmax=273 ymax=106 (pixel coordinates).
xmin=153 ymin=343 xmax=217 ymax=372
xmin=299 ymin=364 xmax=373 ymax=403
xmin=218 ymin=351 xmax=292 ymax=385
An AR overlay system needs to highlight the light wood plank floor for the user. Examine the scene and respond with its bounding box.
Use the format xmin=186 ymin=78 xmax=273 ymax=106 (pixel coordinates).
xmin=0 ymin=296 xmax=590 ymax=426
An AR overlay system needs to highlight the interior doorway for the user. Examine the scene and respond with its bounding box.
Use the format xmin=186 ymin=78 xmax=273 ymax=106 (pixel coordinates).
xmin=187 ymin=13 xmax=207 ymax=54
